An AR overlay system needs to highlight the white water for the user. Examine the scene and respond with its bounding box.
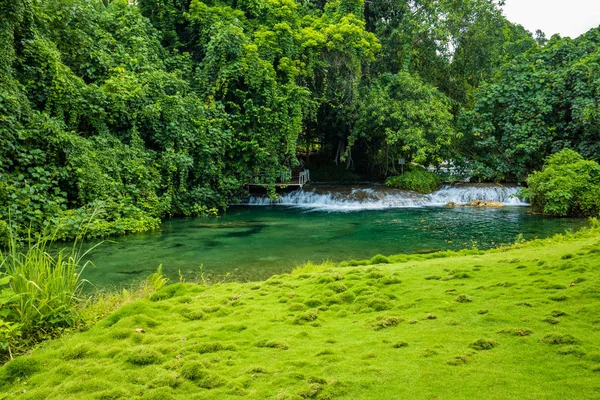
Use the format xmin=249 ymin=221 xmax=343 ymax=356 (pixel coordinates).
xmin=247 ymin=185 xmax=528 ymax=211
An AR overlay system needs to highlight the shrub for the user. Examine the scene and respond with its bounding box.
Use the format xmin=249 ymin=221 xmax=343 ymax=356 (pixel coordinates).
xmin=0 ymin=227 xmax=92 ymax=357
xmin=521 ymin=149 xmax=600 ymax=217
xmin=370 ymin=254 xmax=390 ymax=265
xmin=385 ymin=169 xmax=441 ymax=194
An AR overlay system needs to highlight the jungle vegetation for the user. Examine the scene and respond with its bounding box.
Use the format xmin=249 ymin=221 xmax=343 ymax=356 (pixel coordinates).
xmin=1 ymin=0 xmax=600 ymax=237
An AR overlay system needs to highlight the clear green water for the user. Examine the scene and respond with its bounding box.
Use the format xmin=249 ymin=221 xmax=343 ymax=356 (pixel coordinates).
xmin=82 ymin=205 xmax=586 ymax=288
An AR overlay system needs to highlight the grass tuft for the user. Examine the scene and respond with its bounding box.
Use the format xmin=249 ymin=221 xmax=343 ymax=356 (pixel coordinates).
xmin=469 ymin=339 xmax=497 ymax=351
xmin=541 ymin=334 xmax=579 ymax=345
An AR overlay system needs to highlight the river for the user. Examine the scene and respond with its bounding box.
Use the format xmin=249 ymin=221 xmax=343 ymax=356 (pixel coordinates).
xmin=82 ymin=184 xmax=586 ymax=288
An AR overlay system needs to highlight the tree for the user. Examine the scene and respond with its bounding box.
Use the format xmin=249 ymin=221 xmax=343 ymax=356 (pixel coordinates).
xmin=351 ymin=73 xmax=456 ymax=176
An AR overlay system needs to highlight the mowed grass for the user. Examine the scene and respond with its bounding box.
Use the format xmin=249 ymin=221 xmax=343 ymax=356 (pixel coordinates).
xmin=2 ymin=229 xmax=600 ymax=399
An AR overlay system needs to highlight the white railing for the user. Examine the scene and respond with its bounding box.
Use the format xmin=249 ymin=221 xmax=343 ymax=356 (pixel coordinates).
xmin=299 ymin=170 xmax=310 ymax=186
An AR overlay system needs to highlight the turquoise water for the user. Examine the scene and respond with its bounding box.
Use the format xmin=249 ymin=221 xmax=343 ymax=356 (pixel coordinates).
xmin=82 ymin=205 xmax=586 ymax=288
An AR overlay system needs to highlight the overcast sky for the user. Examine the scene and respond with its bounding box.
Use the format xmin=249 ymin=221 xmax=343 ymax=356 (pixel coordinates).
xmin=502 ymin=0 xmax=600 ymax=38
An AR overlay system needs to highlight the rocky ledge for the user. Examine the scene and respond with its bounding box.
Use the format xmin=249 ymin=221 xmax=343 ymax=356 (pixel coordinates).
xmin=446 ymin=200 xmax=504 ymax=207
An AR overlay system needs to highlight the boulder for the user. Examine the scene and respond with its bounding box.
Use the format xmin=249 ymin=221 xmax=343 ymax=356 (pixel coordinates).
xmin=468 ymin=200 xmax=504 ymax=207
xmin=446 ymin=200 xmax=504 ymax=207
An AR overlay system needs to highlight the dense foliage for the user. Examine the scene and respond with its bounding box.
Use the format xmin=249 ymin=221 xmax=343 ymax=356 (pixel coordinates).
xmin=459 ymin=28 xmax=600 ymax=182
xmin=1 ymin=0 xmax=599 ymax=236
xmin=522 ymin=150 xmax=600 ymax=217
xmin=385 ymin=169 xmax=441 ymax=194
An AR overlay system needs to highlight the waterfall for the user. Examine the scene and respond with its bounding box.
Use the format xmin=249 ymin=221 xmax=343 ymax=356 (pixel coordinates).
xmin=246 ymin=185 xmax=527 ymax=211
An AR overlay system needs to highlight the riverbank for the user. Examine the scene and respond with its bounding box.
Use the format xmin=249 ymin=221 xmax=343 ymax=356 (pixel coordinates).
xmin=2 ymin=224 xmax=600 ymax=399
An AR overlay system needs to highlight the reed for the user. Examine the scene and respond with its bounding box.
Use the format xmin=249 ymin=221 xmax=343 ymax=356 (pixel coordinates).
xmin=0 ymin=226 xmax=96 ymax=339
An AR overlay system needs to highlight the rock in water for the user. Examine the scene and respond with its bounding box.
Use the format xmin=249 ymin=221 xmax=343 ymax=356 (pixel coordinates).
xmin=468 ymin=200 xmax=504 ymax=207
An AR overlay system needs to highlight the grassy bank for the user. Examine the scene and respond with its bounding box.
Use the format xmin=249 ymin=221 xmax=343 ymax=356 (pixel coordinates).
xmin=2 ymin=227 xmax=600 ymax=399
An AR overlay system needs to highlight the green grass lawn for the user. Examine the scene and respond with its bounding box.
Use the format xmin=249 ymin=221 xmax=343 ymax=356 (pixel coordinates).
xmin=2 ymin=228 xmax=600 ymax=399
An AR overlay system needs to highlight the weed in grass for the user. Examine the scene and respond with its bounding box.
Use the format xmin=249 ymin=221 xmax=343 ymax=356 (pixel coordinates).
xmin=516 ymin=265 xmax=528 ymax=269
xmin=454 ymin=272 xmax=471 ymax=279
xmin=289 ymin=303 xmax=307 ymax=312
xmin=371 ymin=316 xmax=403 ymax=330
xmin=304 ymin=298 xmax=323 ymax=308
xmin=142 ymin=387 xmax=176 ymax=400
xmin=125 ymin=347 xmax=164 ymax=365
xmin=179 ymin=308 xmax=205 ymax=321
xmin=425 ymin=275 xmax=442 ymax=280
xmin=549 ymin=295 xmax=568 ymax=302
xmin=498 ymin=328 xmax=533 ymax=336
xmin=255 ymin=340 xmax=289 ymax=350
xmin=541 ymin=283 xmax=567 ymax=290
xmin=455 ymin=295 xmax=473 ymax=303
xmin=203 ymin=305 xmax=223 ymax=314
xmin=562 ymin=254 xmax=574 ymax=260
xmin=516 ymin=302 xmax=532 ymax=307
xmin=478 ymin=309 xmax=489 ymax=314
xmin=180 ymin=361 xmax=223 ymax=388
xmin=336 ymin=291 xmax=356 ymax=303
xmin=2 ymin=357 xmax=40 ymax=382
xmin=426 ymin=313 xmax=437 ymax=320
xmin=551 ymin=310 xmax=567 ymax=317
xmin=192 ymin=342 xmax=236 ymax=354
xmin=422 ymin=349 xmax=438 ymax=357
xmin=150 ymin=283 xmax=188 ymax=302
xmin=469 ymin=339 xmax=497 ymax=351
xmin=542 ymin=334 xmax=579 ymax=345
xmin=588 ymin=353 xmax=600 ymax=362
xmin=348 ymin=260 xmax=369 ymax=267
xmin=368 ymin=298 xmax=392 ymax=311
xmin=317 ymin=275 xmax=335 ymax=284
xmin=327 ymin=282 xmax=347 ymax=293
xmin=293 ymin=311 xmax=318 ymax=325
xmin=380 ymin=277 xmax=402 ymax=285
xmin=219 ymin=324 xmax=247 ymax=332
xmin=446 ymin=356 xmax=469 ymax=366
xmin=557 ymin=347 xmax=586 ymax=357
xmin=370 ymin=254 xmax=390 ymax=265
xmin=543 ymin=317 xmax=560 ymax=324
xmin=368 ymin=270 xmax=385 ymax=279
xmin=409 ymin=319 xmax=418 ymax=324
xmin=316 ymin=349 xmax=334 ymax=356
xmin=62 ymin=343 xmax=93 ymax=360
xmin=392 ymin=341 xmax=409 ymax=348
xmin=248 ymin=366 xmax=268 ymax=374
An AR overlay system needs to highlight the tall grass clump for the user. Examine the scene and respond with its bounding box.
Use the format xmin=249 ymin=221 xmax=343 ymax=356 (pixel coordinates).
xmin=0 ymin=227 xmax=95 ymax=359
